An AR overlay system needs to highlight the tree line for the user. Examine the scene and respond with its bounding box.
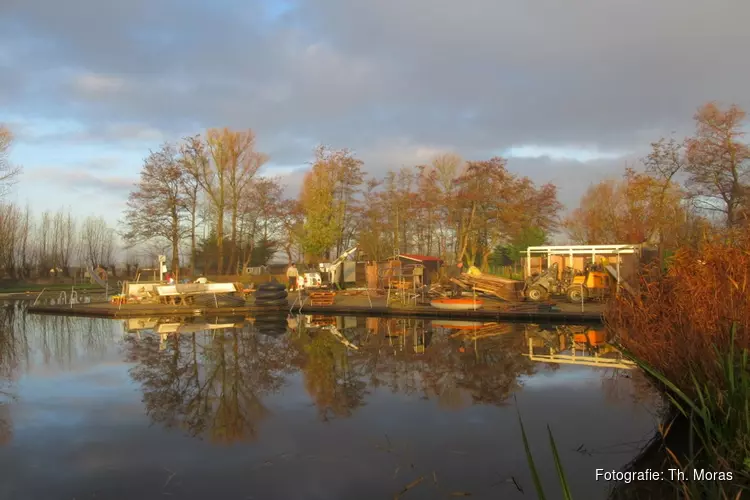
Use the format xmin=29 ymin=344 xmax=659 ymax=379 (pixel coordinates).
xmin=564 ymin=102 xmax=750 ymax=246
xmin=1 ymin=100 xmax=748 ymax=280
xmin=120 ymin=131 xmax=561 ymax=279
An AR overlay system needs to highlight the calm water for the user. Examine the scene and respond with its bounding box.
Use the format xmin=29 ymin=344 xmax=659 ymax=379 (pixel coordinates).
xmin=0 ymin=302 xmax=661 ymax=500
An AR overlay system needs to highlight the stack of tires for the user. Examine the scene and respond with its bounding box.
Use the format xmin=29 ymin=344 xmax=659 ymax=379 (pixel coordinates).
xmin=254 ymin=315 xmax=289 ymax=336
xmin=254 ymin=281 xmax=288 ymax=307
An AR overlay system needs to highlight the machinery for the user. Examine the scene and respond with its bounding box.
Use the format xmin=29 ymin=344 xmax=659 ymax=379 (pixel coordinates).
xmin=320 ymin=245 xmax=359 ymax=289
xmin=296 ymin=245 xmax=359 ymax=290
xmin=566 ymin=263 xmax=612 ymax=303
xmin=523 ymin=262 xmax=573 ymax=301
xmin=523 ymin=261 xmax=612 ymax=303
xmin=296 ymin=269 xmax=323 ymax=290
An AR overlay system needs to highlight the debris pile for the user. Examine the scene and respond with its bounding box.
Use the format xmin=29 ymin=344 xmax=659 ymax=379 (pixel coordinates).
xmin=451 ymin=271 xmax=525 ymax=302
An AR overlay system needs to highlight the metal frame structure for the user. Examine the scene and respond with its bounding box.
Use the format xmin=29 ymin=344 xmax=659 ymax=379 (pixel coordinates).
xmin=525 ymin=244 xmax=640 ymax=294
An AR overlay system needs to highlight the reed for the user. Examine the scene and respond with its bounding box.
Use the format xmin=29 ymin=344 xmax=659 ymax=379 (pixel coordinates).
xmin=606 ymin=233 xmax=750 ymax=497
xmin=517 ymin=406 xmax=574 ymax=500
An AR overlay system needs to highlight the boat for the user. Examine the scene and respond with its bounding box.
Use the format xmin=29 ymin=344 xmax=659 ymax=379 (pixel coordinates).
xmin=430 ymin=298 xmax=484 ymax=311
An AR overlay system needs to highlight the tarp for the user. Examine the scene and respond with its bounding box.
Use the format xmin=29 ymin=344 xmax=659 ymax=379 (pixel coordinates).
xmin=87 ymin=266 xmax=108 ymax=288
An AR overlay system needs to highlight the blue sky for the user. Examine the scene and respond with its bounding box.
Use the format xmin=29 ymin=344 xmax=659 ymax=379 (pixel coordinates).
xmin=2 ymin=0 xmax=749 ymax=226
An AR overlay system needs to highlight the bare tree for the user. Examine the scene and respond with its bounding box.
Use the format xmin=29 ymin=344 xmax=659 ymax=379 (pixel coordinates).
xmin=35 ymin=210 xmax=53 ymax=277
xmin=685 ymin=102 xmax=750 ymax=227
xmin=0 ymin=126 xmax=22 ymax=198
xmin=123 ymin=143 xmax=188 ymax=279
xmin=15 ymin=206 xmax=32 ymax=278
xmin=55 ymin=209 xmax=77 ymax=276
xmin=80 ymin=216 xmax=116 ymax=271
xmin=180 ymin=170 xmax=201 ymax=277
xmin=0 ymin=204 xmax=22 ymax=278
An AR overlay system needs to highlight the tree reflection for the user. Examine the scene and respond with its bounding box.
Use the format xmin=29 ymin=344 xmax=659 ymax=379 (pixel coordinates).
xmin=0 ymin=302 xmax=25 ymax=445
xmin=296 ymin=331 xmax=368 ymax=421
xmin=125 ymin=324 xmax=296 ymax=443
xmin=353 ymin=319 xmax=536 ymax=408
xmin=122 ymin=315 xmax=644 ymax=444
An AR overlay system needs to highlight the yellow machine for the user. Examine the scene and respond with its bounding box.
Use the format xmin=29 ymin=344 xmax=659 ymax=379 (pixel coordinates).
xmin=566 ymin=265 xmax=612 ymax=303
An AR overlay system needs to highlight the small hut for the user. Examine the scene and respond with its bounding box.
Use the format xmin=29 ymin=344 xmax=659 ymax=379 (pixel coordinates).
xmin=397 ymin=254 xmax=443 ymax=286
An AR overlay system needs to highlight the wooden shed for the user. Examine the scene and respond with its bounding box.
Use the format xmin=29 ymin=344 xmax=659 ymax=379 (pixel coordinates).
xmin=397 ymin=254 xmax=444 ymax=286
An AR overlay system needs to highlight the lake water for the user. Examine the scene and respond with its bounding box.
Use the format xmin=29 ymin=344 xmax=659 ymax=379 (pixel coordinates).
xmin=0 ymin=302 xmax=661 ymax=500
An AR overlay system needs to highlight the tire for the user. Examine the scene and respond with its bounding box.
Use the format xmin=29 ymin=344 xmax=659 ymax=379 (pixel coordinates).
xmin=254 ymin=290 xmax=288 ymax=300
xmin=567 ymin=285 xmax=587 ymax=303
xmin=194 ymin=294 xmax=246 ymax=308
xmin=254 ymin=298 xmax=289 ymax=306
xmin=526 ymin=285 xmax=547 ymax=302
xmin=257 ymin=282 xmax=285 ymax=292
xmin=255 ymin=324 xmax=288 ymax=336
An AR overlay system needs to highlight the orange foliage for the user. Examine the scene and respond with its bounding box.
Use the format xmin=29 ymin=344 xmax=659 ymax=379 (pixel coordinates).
xmin=605 ymin=233 xmax=750 ymax=392
xmin=564 ymin=168 xmax=686 ymax=245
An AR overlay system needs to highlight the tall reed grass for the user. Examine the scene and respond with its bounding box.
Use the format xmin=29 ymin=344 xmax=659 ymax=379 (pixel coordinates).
xmin=606 ymin=234 xmax=750 ymax=497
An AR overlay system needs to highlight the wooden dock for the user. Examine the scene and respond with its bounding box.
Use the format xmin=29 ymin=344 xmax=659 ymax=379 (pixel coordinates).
xmin=26 ymin=298 xmax=604 ymax=323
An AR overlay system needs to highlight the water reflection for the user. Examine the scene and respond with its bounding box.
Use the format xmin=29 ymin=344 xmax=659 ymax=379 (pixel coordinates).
xmin=0 ymin=309 xmax=652 ymax=446
xmin=116 ymin=315 xmax=644 ymax=438
xmin=0 ymin=304 xmax=660 ymax=499
xmin=125 ymin=320 xmax=295 ymax=444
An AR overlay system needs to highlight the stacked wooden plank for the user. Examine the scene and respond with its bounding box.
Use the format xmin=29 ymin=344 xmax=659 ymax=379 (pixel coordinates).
xmin=308 ymin=291 xmax=336 ymax=306
xmin=451 ymin=272 xmax=525 ymax=302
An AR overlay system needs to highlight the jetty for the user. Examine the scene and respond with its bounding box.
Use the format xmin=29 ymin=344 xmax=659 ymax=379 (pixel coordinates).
xmin=25 ymin=293 xmax=605 ymax=323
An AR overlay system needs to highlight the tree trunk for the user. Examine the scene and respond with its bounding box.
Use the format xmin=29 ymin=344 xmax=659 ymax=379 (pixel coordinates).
xmin=216 ymin=210 xmax=224 ymax=276
xmin=228 ymin=205 xmax=238 ymax=275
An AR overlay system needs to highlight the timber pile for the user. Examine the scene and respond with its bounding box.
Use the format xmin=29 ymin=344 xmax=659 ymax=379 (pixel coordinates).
xmin=309 ymin=291 xmax=336 ymax=306
xmin=451 ymin=272 xmax=524 ymax=302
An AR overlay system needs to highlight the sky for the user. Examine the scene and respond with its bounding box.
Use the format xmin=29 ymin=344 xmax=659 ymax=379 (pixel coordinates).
xmin=1 ymin=0 xmax=749 ymax=227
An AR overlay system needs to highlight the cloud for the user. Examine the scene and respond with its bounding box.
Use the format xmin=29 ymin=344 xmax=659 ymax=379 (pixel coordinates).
xmin=1 ymin=0 xmax=749 ymax=211
xmin=25 ymin=166 xmax=135 ymax=196
xmin=71 ymin=73 xmax=127 ymax=95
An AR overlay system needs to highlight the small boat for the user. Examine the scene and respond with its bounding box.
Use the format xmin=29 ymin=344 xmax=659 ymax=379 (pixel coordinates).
xmin=430 ymin=298 xmax=484 ymax=311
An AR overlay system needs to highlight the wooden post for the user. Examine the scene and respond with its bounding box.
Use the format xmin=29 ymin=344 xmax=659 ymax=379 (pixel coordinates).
xmin=366 ymin=263 xmax=379 ymax=290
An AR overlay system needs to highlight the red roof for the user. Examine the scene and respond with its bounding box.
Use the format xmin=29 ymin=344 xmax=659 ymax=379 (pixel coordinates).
xmin=398 ymin=254 xmax=443 ymax=262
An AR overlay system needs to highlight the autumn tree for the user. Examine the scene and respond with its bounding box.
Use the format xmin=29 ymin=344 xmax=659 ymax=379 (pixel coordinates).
xmin=0 ymin=126 xmax=21 ymax=198
xmin=182 ymin=129 xmax=267 ymax=274
xmin=430 ymin=153 xmax=462 ymax=258
xmin=327 ymin=147 xmax=365 ymax=255
xmin=564 ymin=168 xmax=687 ymax=246
xmin=684 ymin=102 xmax=750 ymax=228
xmin=278 ymin=199 xmax=305 ymax=264
xmin=299 ymin=148 xmax=341 ymax=260
xmin=122 ymin=143 xmax=188 ymax=279
xmin=225 ymin=131 xmax=267 ymax=273
xmin=453 ymin=157 xmax=560 ymax=269
xmin=356 ymin=179 xmax=391 ymax=261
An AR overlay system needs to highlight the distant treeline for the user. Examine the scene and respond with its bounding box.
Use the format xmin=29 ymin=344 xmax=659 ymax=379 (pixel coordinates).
xmin=0 ymin=101 xmax=747 ymax=279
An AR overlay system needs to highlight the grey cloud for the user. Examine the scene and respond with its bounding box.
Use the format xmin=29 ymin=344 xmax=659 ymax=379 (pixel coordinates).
xmin=2 ymin=0 xmax=749 ymax=208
